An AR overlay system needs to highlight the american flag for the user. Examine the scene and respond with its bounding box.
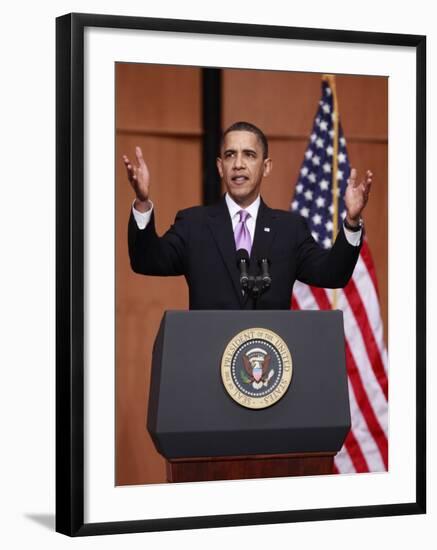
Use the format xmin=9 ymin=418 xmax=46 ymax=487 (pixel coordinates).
xmin=291 ymin=78 xmax=388 ymax=474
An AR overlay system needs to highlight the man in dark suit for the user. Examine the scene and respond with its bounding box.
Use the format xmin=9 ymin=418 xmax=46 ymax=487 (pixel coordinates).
xmin=123 ymin=121 xmax=372 ymax=310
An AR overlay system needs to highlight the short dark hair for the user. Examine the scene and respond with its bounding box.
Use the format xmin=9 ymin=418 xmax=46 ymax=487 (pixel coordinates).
xmin=221 ymin=121 xmax=269 ymax=159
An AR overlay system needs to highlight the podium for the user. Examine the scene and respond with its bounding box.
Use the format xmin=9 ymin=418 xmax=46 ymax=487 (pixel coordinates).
xmin=147 ymin=310 xmax=350 ymax=482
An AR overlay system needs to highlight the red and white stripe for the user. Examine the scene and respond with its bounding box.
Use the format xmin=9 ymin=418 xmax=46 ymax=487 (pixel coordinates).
xmin=292 ymin=239 xmax=388 ymax=473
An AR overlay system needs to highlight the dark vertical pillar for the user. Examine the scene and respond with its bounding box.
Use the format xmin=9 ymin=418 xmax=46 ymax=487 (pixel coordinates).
xmin=202 ymin=68 xmax=222 ymax=205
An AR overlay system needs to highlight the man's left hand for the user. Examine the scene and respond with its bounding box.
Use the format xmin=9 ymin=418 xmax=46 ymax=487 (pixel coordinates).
xmin=344 ymin=168 xmax=372 ymax=226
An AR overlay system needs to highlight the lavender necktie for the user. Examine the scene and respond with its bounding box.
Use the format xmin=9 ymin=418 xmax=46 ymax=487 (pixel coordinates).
xmin=234 ymin=210 xmax=252 ymax=256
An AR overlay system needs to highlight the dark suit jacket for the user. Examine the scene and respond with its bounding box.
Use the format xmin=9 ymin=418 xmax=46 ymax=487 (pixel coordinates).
xmin=128 ymin=196 xmax=362 ymax=310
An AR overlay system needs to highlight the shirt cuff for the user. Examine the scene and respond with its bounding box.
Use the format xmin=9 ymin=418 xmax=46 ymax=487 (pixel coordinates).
xmin=343 ymin=223 xmax=362 ymax=247
xmin=132 ymin=200 xmax=153 ymax=230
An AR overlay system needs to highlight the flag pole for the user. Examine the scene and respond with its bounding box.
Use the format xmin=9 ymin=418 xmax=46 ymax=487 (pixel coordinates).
xmin=322 ymin=74 xmax=339 ymax=309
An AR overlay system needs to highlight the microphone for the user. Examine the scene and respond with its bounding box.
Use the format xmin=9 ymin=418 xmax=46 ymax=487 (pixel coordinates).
xmin=236 ymin=249 xmax=250 ymax=289
xmin=258 ymin=258 xmax=271 ymax=289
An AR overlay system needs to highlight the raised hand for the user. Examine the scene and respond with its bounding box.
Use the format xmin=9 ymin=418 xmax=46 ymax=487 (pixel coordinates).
xmin=122 ymin=146 xmax=151 ymax=212
xmin=344 ymin=168 xmax=372 ymax=225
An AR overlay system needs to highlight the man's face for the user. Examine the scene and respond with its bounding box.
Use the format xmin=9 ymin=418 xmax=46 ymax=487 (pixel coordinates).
xmin=216 ymin=130 xmax=272 ymax=208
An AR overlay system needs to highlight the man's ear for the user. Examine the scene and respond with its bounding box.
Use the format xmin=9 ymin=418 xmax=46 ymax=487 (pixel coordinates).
xmin=216 ymin=157 xmax=223 ymax=178
xmin=263 ymin=158 xmax=273 ymax=177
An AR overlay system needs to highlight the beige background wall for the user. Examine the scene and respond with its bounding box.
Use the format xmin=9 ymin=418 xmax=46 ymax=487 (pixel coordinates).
xmin=115 ymin=63 xmax=388 ymax=485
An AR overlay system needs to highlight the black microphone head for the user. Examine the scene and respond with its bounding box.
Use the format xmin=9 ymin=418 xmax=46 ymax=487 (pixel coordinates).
xmin=258 ymin=257 xmax=271 ymax=288
xmin=236 ymin=248 xmax=250 ymax=264
xmin=236 ymin=249 xmax=250 ymax=289
xmin=258 ymin=257 xmax=270 ymax=266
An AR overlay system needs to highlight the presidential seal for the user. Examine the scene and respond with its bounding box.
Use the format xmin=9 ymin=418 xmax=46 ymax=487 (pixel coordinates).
xmin=220 ymin=328 xmax=293 ymax=410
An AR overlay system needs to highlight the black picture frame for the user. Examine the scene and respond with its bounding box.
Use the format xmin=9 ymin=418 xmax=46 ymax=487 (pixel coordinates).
xmin=56 ymin=12 xmax=426 ymax=537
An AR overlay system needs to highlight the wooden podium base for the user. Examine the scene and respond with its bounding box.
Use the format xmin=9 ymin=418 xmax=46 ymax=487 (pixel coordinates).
xmin=166 ymin=452 xmax=335 ymax=483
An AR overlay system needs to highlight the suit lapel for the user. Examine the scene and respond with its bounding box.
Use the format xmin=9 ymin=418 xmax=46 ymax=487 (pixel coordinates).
xmin=249 ymin=199 xmax=277 ymax=273
xmin=207 ymin=197 xmax=243 ymax=304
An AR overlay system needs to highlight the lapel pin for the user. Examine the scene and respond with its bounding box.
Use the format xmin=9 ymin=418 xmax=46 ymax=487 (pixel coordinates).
xmin=264 ymin=227 xmax=270 ymax=232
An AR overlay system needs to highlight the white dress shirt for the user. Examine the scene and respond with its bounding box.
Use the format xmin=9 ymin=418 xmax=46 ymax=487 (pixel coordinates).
xmin=132 ymin=194 xmax=362 ymax=246
xmin=224 ymin=193 xmax=259 ymax=243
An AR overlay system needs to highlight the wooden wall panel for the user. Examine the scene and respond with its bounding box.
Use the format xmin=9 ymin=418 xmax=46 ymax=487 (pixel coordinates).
xmin=223 ymin=71 xmax=321 ymax=137
xmin=223 ymin=71 xmax=387 ymax=139
xmin=115 ymin=65 xmax=202 ymax=486
xmin=335 ymin=75 xmax=388 ymax=140
xmin=116 ymin=63 xmax=202 ymax=134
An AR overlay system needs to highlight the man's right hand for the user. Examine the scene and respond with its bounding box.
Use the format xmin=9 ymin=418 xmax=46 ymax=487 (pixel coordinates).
xmin=123 ymin=146 xmax=151 ymax=213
